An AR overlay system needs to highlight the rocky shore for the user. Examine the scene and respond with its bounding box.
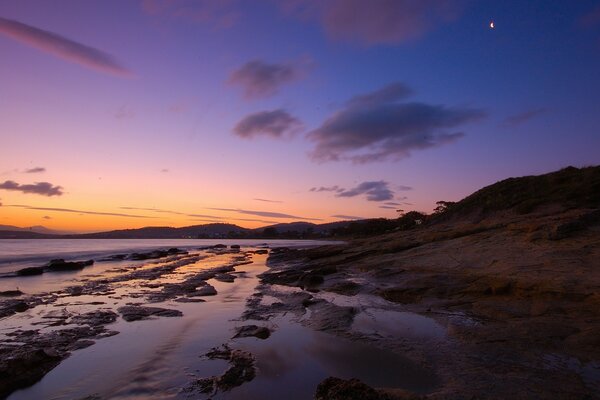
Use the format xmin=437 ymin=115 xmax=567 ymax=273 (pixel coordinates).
xmin=255 ymin=168 xmax=600 ymax=399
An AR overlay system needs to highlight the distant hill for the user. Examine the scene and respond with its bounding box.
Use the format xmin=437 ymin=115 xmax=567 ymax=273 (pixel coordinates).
xmin=0 ymin=225 xmax=67 ymax=235
xmin=76 ymin=223 xmax=249 ymax=239
xmin=436 ymin=165 xmax=600 ymax=220
xmin=0 ymin=220 xmax=360 ymax=239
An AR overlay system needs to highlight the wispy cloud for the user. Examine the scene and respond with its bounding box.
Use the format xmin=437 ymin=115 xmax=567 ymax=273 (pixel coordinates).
xmin=281 ymin=0 xmax=464 ymax=45
xmin=308 ymin=82 xmax=485 ymax=163
xmin=43 ymin=215 xmax=52 ymax=220
xmin=309 ymin=185 xmax=344 ymax=193
xmin=24 ymin=167 xmax=46 ymax=174
xmin=120 ymin=206 xmax=223 ymax=220
xmin=7 ymin=205 xmax=156 ymax=219
xmin=115 ymin=106 xmax=135 ymax=120
xmin=234 ymin=109 xmax=303 ymax=139
xmin=141 ymin=0 xmax=240 ymax=29
xmin=0 ymin=17 xmax=132 ymax=77
xmin=336 ymin=181 xmax=394 ymax=202
xmin=228 ymin=59 xmax=303 ymax=99
xmin=502 ymin=108 xmax=547 ymax=127
xmin=0 ymin=180 xmax=63 ymax=196
xmin=379 ymin=205 xmax=398 ymax=209
xmin=331 ymin=214 xmax=364 ymax=220
xmin=207 ymin=207 xmax=321 ymax=221
xmin=253 ymin=198 xmax=283 ymax=203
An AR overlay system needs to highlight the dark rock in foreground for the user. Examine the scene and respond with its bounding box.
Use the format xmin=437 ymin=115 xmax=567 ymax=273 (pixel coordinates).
xmin=187 ymin=345 xmax=256 ymax=395
xmin=16 ymin=267 xmax=44 ymax=276
xmin=46 ymin=259 xmax=94 ymax=272
xmin=315 ymin=377 xmax=420 ymax=400
xmin=233 ymin=325 xmax=271 ymax=340
xmin=117 ymin=305 xmax=183 ymax=322
xmin=0 ymin=290 xmax=23 ymax=297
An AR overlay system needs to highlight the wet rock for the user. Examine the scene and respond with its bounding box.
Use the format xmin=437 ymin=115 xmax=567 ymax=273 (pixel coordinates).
xmin=211 ymin=244 xmax=227 ymax=249
xmin=0 ymin=290 xmax=23 ymax=297
xmin=314 ymin=377 xmax=418 ymax=400
xmin=217 ymin=350 xmax=256 ymax=390
xmin=233 ymin=325 xmax=271 ymax=340
xmin=304 ymin=302 xmax=357 ymax=332
xmin=230 ymin=244 xmax=240 ymax=249
xmin=129 ymin=248 xmax=186 ymax=261
xmin=254 ymin=249 xmax=269 ymax=255
xmin=45 ymin=259 xmax=94 ymax=272
xmin=117 ymin=305 xmax=183 ymax=322
xmin=327 ymin=280 xmax=362 ymax=296
xmin=315 ymin=377 xmax=381 ymax=400
xmin=189 ymin=345 xmax=256 ymax=396
xmin=190 ymin=284 xmax=218 ymax=297
xmin=173 ymin=297 xmax=206 ymax=303
xmin=0 ymin=300 xmax=30 ymax=317
xmin=98 ymin=254 xmax=127 ymax=262
xmin=70 ymin=310 xmax=118 ymax=326
xmin=16 ymin=266 xmax=44 ymax=276
xmin=0 ymin=347 xmax=63 ymax=399
xmin=214 ymin=273 xmax=236 ymax=283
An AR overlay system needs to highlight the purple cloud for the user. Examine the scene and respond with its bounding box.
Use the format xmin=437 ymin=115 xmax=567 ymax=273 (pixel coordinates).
xmin=331 ymin=214 xmax=364 ymax=220
xmin=142 ymin=0 xmax=240 ymax=29
xmin=336 ymin=181 xmax=394 ymax=202
xmin=282 ymin=0 xmax=464 ymax=45
xmin=309 ymin=185 xmax=344 ymax=193
xmin=24 ymin=167 xmax=46 ymax=174
xmin=7 ymin=205 xmax=156 ymax=219
xmin=207 ymin=207 xmax=321 ymax=221
xmin=0 ymin=17 xmax=132 ymax=77
xmin=0 ymin=180 xmax=63 ymax=196
xmin=308 ymin=82 xmax=485 ymax=163
xmin=234 ymin=109 xmax=303 ymax=139
xmin=228 ymin=60 xmax=301 ymax=99
xmin=503 ymin=108 xmax=547 ymax=127
xmin=253 ymin=198 xmax=283 ymax=203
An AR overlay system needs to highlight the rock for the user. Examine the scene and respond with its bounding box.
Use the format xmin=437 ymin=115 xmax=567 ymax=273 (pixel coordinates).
xmin=217 ymin=350 xmax=256 ymax=391
xmin=70 ymin=310 xmax=118 ymax=326
xmin=117 ymin=306 xmax=183 ymax=322
xmin=16 ymin=266 xmax=44 ymax=276
xmin=173 ymin=297 xmax=206 ymax=303
xmin=45 ymin=259 xmax=94 ymax=272
xmin=212 ymin=244 xmax=227 ymax=249
xmin=13 ymin=301 xmax=29 ymax=313
xmin=254 ymin=249 xmax=269 ymax=255
xmin=189 ymin=284 xmax=217 ymax=297
xmin=230 ymin=244 xmax=240 ymax=249
xmin=0 ymin=290 xmax=23 ymax=297
xmin=327 ymin=281 xmax=362 ymax=296
xmin=214 ymin=273 xmax=236 ymax=283
xmin=233 ymin=325 xmax=271 ymax=340
xmin=315 ymin=377 xmax=381 ymax=400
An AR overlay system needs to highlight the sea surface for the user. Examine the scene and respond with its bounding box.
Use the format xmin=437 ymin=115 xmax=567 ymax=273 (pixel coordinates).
xmin=0 ymin=238 xmax=333 ymax=272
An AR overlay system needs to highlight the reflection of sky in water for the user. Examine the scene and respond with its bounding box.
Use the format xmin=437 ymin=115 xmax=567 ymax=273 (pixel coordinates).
xmin=6 ymin=249 xmax=439 ymax=400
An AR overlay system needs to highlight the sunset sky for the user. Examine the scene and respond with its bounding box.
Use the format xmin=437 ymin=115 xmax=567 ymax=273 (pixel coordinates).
xmin=1 ymin=0 xmax=600 ymax=232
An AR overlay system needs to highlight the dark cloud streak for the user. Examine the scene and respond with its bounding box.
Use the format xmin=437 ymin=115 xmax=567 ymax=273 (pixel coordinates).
xmin=308 ymin=82 xmax=485 ymax=163
xmin=234 ymin=109 xmax=302 ymax=139
xmin=0 ymin=17 xmax=132 ymax=77
xmin=0 ymin=180 xmax=63 ymax=196
xmin=7 ymin=205 xmax=156 ymax=219
xmin=228 ymin=60 xmax=300 ymax=99
xmin=336 ymin=181 xmax=394 ymax=201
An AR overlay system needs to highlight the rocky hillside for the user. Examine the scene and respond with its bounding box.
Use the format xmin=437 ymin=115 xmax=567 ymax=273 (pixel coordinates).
xmin=262 ymin=166 xmax=600 ymax=399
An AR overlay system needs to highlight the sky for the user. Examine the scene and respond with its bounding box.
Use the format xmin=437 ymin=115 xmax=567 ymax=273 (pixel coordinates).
xmin=1 ymin=0 xmax=600 ymax=232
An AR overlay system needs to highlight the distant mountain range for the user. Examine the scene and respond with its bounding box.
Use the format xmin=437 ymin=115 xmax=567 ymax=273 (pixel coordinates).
xmin=0 ymin=220 xmax=360 ymax=239
xmin=0 ymin=224 xmax=70 ymax=235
